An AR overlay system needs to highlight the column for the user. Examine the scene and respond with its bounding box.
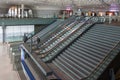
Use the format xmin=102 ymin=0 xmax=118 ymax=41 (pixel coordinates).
xmin=18 ymin=7 xmax=21 ymax=18
xmin=62 ymin=11 xmax=65 ymax=20
xmin=2 ymin=22 xmax=6 ymax=43
xmin=30 ymin=33 xmax=33 ymax=53
xmin=21 ymin=4 xmax=24 ymax=18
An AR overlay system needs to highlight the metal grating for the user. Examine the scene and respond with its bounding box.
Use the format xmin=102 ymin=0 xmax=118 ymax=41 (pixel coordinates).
xmin=53 ymin=24 xmax=120 ymax=80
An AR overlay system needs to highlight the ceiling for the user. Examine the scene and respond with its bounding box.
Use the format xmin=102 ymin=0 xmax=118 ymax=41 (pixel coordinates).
xmin=0 ymin=0 xmax=120 ymax=10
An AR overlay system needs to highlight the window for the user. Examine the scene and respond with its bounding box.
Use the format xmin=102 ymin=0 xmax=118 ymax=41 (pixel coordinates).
xmin=6 ymin=25 xmax=34 ymax=42
xmin=0 ymin=27 xmax=3 ymax=42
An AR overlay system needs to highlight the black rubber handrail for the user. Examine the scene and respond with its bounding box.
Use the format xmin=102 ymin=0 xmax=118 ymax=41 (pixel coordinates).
xmin=27 ymin=16 xmax=77 ymax=43
xmin=21 ymin=44 xmax=53 ymax=76
xmin=42 ymin=17 xmax=98 ymax=62
xmin=39 ymin=18 xmax=84 ymax=53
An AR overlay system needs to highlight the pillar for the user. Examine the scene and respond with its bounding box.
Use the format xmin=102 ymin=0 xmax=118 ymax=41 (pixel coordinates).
xmin=21 ymin=4 xmax=24 ymax=18
xmin=62 ymin=11 xmax=65 ymax=20
xmin=2 ymin=22 xmax=6 ymax=43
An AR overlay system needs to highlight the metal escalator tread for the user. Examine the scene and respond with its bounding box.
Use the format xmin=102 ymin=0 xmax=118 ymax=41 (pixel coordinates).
xmin=41 ymin=19 xmax=85 ymax=58
xmin=36 ymin=17 xmax=77 ymax=47
xmin=42 ymin=21 xmax=78 ymax=52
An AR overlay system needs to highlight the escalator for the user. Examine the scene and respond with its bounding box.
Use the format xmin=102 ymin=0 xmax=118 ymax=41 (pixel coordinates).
xmin=21 ymin=15 xmax=87 ymax=78
xmin=37 ymin=18 xmax=85 ymax=52
xmin=20 ymin=16 xmax=120 ymax=80
xmin=26 ymin=16 xmax=77 ymax=43
xmin=30 ymin=16 xmax=86 ymax=52
xmin=20 ymin=16 xmax=99 ymax=79
xmin=26 ymin=17 xmax=93 ymax=62
xmin=26 ymin=20 xmax=61 ymax=41
xmin=38 ymin=17 xmax=97 ymax=62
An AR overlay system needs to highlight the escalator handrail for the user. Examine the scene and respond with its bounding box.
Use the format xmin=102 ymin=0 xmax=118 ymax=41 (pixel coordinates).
xmin=45 ymin=23 xmax=97 ymax=62
xmin=39 ymin=16 xmax=77 ymax=42
xmin=39 ymin=18 xmax=84 ymax=51
xmin=39 ymin=16 xmax=86 ymax=53
xmin=27 ymin=16 xmax=77 ymax=43
xmin=40 ymin=17 xmax=97 ymax=57
xmin=26 ymin=19 xmax=57 ymax=41
xmin=21 ymin=44 xmax=53 ymax=76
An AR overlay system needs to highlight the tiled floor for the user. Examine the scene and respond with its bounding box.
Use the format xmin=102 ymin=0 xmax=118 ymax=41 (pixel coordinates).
xmin=0 ymin=43 xmax=20 ymax=80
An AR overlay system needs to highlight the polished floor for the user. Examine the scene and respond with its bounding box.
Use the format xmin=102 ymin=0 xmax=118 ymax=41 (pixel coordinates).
xmin=0 ymin=43 xmax=20 ymax=80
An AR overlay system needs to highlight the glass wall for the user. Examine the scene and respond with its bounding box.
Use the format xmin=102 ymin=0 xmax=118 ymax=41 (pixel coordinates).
xmin=0 ymin=26 xmax=3 ymax=42
xmin=6 ymin=25 xmax=34 ymax=42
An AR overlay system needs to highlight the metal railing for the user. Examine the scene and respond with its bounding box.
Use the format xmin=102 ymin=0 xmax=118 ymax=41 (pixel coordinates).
xmin=27 ymin=16 xmax=77 ymax=43
xmin=41 ymin=17 xmax=99 ymax=62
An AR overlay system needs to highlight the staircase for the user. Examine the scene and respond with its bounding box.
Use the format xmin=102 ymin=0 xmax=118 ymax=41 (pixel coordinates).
xmin=52 ymin=24 xmax=120 ymax=80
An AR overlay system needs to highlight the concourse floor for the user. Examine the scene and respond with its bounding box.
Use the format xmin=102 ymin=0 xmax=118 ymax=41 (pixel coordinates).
xmin=0 ymin=43 xmax=20 ymax=80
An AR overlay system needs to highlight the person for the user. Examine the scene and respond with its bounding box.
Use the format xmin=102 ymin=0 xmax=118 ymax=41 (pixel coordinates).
xmin=36 ymin=37 xmax=40 ymax=48
xmin=23 ymin=33 xmax=28 ymax=43
xmin=75 ymin=13 xmax=78 ymax=17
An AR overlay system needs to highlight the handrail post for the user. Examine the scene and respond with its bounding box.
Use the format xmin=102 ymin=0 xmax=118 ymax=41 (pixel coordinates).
xmin=30 ymin=33 xmax=32 ymax=54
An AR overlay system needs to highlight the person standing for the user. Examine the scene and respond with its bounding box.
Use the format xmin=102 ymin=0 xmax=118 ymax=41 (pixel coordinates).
xmin=36 ymin=37 xmax=40 ymax=48
xmin=23 ymin=33 xmax=28 ymax=43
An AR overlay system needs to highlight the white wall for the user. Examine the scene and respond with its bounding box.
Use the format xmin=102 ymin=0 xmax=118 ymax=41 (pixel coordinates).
xmin=32 ymin=5 xmax=61 ymax=18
